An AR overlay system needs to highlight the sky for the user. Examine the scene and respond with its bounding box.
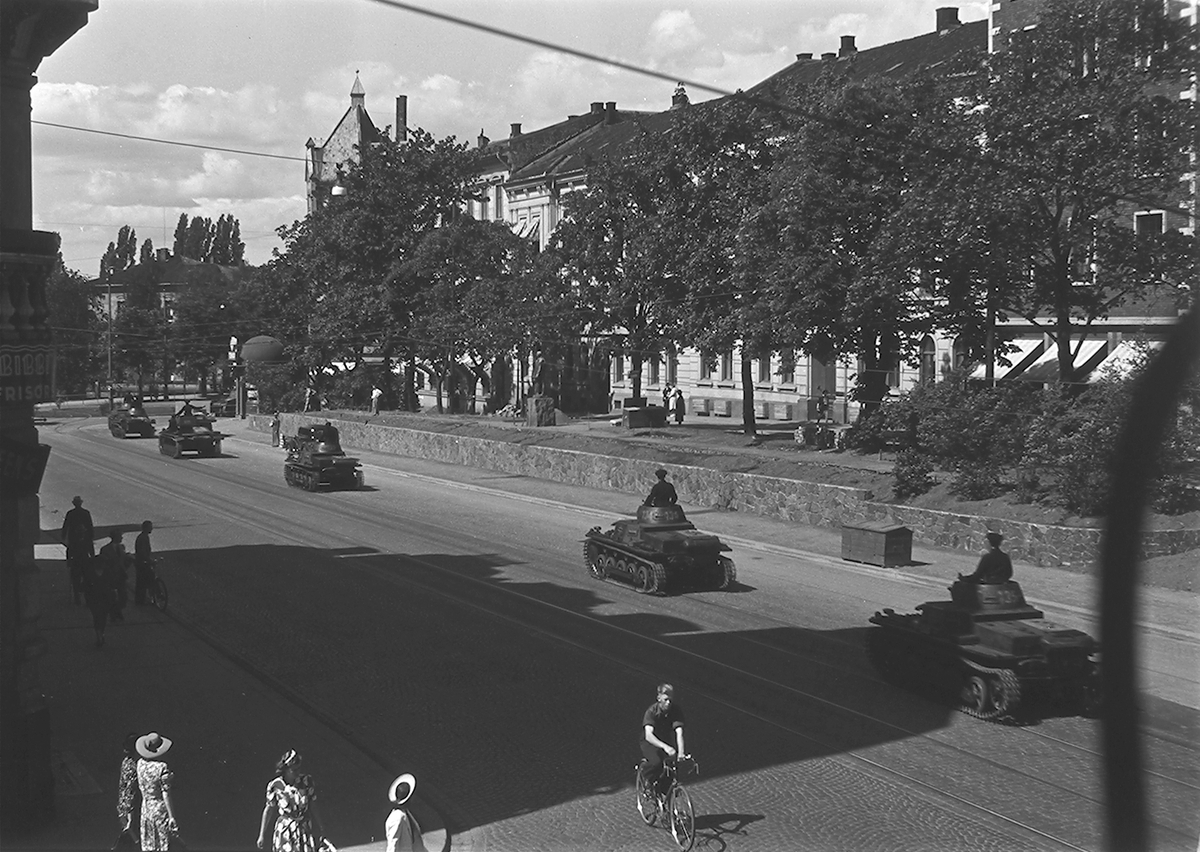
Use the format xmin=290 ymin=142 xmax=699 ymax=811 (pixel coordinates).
xmin=32 ymin=0 xmax=990 ymax=275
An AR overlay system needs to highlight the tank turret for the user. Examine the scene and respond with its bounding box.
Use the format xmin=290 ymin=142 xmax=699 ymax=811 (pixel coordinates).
xmin=158 ymin=404 xmax=225 ymax=457
xmin=583 ymin=504 xmax=736 ymax=595
xmin=867 ymin=579 xmax=1100 ymax=721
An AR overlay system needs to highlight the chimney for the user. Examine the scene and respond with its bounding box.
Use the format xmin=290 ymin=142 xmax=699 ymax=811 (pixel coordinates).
xmin=822 ymin=52 xmax=836 ymax=61
xmin=796 ymin=52 xmax=814 ymax=61
xmin=604 ymin=101 xmax=617 ymax=124
xmin=477 ymin=129 xmax=489 ymax=149
xmin=590 ymin=101 xmax=604 ymax=114
xmin=936 ymin=7 xmax=960 ymax=33
xmin=395 ymin=95 xmax=407 ymax=143
xmin=839 ymin=35 xmax=856 ymax=57
xmin=510 ymin=122 xmax=522 ymax=137
xmin=671 ymin=83 xmax=689 ymax=110
xmin=155 ymin=248 xmax=171 ymax=263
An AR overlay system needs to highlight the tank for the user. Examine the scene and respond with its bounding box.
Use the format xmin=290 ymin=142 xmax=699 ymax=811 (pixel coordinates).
xmin=283 ymin=424 xmax=363 ymax=491
xmin=583 ymin=504 xmax=736 ymax=595
xmin=158 ymin=405 xmax=226 ymax=458
xmin=108 ymin=404 xmax=156 ymax=438
xmin=866 ymin=579 xmax=1101 ymax=721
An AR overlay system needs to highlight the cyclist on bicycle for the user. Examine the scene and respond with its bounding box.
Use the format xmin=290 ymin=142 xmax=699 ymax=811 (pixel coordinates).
xmin=640 ymin=683 xmax=687 ymax=799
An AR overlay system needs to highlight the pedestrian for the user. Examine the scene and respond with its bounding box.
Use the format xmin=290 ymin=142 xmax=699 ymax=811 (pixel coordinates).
xmin=662 ymin=383 xmax=672 ymax=409
xmin=371 ymin=386 xmax=383 ymax=416
xmin=134 ymin=521 xmax=154 ymax=605
xmin=304 ymin=387 xmax=315 ymax=413
xmin=136 ymin=732 xmax=179 ymax=851
xmin=61 ymin=495 xmax=94 ymax=605
xmin=257 ymin=749 xmax=327 ymax=852
xmin=115 ymin=732 xmax=142 ymax=850
xmin=672 ymin=389 xmax=685 ymax=425
xmin=385 ymin=773 xmax=427 ymax=852
xmin=82 ymin=554 xmax=110 ymax=647
xmin=100 ymin=528 xmax=128 ymax=622
xmin=271 ymin=411 xmax=282 ymax=447
xmin=959 ymin=531 xmax=1015 ymax=585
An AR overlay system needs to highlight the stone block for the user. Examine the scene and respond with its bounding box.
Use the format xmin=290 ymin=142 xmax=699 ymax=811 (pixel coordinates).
xmin=525 ymin=395 xmax=555 ymax=427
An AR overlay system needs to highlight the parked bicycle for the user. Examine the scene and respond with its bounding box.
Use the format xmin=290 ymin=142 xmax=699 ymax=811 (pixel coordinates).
xmin=636 ymin=754 xmax=697 ymax=850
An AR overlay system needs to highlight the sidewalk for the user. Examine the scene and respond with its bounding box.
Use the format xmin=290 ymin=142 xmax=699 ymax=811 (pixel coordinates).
xmin=13 ymin=542 xmax=448 ymax=852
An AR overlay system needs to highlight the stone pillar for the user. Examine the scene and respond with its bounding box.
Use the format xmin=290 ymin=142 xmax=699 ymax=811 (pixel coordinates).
xmin=1 ymin=0 xmax=96 ymax=834
xmin=525 ymin=394 xmax=555 ymax=427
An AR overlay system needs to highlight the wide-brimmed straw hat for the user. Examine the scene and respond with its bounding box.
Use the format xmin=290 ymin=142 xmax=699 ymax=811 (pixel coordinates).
xmin=136 ymin=732 xmax=172 ymax=760
xmin=388 ymin=773 xmax=416 ymax=805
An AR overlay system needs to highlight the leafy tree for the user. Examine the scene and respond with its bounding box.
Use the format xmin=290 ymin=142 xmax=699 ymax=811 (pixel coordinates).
xmin=110 ymin=264 xmax=168 ymax=395
xmin=920 ymin=0 xmax=1196 ymax=386
xmin=170 ymin=269 xmax=239 ymax=395
xmin=171 ymin=213 xmax=247 ymax=264
xmin=99 ymin=225 xmax=138 ymax=279
xmin=139 ymin=239 xmax=155 ymax=265
xmin=45 ymin=253 xmax=101 ymax=395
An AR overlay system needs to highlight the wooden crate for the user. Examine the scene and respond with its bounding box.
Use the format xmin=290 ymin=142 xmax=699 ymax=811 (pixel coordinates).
xmin=841 ymin=521 xmax=912 ymax=567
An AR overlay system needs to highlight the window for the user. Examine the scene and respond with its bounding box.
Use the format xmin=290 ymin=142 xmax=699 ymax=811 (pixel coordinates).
xmin=778 ymin=349 xmax=795 ymax=385
xmin=756 ymin=354 xmax=771 ymax=384
xmin=494 ymin=185 xmax=504 ymax=220
xmin=666 ymin=349 xmax=678 ymax=385
xmin=919 ymin=336 xmax=936 ymax=384
xmin=719 ymin=351 xmax=733 ymax=382
xmin=612 ymin=353 xmax=625 ymax=384
xmin=647 ymin=357 xmax=659 ymax=385
xmin=478 ymin=195 xmax=489 ymax=221
xmin=952 ymin=337 xmax=970 ymax=372
xmin=1135 ymin=211 xmax=1165 ymax=238
xmin=700 ymin=352 xmax=716 ymax=381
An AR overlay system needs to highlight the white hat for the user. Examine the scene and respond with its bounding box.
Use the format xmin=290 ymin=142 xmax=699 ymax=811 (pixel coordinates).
xmin=136 ymin=732 xmax=173 ymax=760
xmin=388 ymin=773 xmax=416 ymax=805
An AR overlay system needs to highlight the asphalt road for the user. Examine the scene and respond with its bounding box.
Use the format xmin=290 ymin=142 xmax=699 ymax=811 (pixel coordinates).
xmin=36 ymin=417 xmax=1200 ymax=852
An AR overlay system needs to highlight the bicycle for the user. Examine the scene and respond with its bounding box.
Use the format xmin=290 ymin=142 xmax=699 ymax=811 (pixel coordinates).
xmin=143 ymin=558 xmax=168 ymax=612
xmin=636 ymin=754 xmax=697 ymax=851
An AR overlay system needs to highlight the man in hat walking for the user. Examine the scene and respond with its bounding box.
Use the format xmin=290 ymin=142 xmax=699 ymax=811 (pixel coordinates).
xmin=643 ymin=468 xmax=678 ymax=508
xmin=385 ymin=773 xmax=426 ymax=852
xmin=961 ymin=532 xmax=1014 ymax=584
xmin=61 ymin=495 xmax=94 ymax=604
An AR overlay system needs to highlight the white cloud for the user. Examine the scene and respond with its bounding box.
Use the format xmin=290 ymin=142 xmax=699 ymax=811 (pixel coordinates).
xmin=645 ymin=10 xmax=723 ymax=70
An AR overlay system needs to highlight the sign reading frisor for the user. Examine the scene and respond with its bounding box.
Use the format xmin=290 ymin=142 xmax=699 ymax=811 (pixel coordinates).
xmin=0 ymin=345 xmax=55 ymax=404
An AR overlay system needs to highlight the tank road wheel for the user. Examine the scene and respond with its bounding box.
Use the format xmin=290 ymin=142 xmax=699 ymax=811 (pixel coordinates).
xmin=635 ymin=562 xmax=655 ymax=594
xmin=601 ymin=555 xmax=617 ymax=580
xmin=305 ymin=471 xmax=319 ymax=492
xmin=716 ymin=556 xmax=736 ymax=590
xmin=961 ymin=676 xmax=990 ymax=716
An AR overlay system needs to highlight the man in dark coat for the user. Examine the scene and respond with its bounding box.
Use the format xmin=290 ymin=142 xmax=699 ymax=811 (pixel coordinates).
xmin=643 ymin=469 xmax=678 ymax=507
xmin=134 ymin=520 xmax=155 ymax=605
xmin=61 ymin=496 xmax=94 ymax=605
xmin=961 ymin=532 xmax=1014 ymax=584
xmin=98 ymin=529 xmax=128 ymax=622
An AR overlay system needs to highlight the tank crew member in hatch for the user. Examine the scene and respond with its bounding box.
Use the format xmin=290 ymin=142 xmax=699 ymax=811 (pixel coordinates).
xmin=959 ymin=532 xmax=1013 ymax=585
xmin=643 ymin=468 xmax=678 ymax=508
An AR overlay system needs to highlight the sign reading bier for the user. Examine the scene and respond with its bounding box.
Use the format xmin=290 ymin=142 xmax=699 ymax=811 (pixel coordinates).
xmin=0 ymin=344 xmax=55 ymax=404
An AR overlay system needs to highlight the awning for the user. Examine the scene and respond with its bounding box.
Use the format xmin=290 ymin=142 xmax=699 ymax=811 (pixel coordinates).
xmin=969 ymin=338 xmax=1044 ymax=381
xmin=511 ymin=219 xmax=540 ymax=239
xmin=1016 ymin=338 xmax=1108 ymax=384
xmin=1088 ymin=340 xmax=1163 ymax=383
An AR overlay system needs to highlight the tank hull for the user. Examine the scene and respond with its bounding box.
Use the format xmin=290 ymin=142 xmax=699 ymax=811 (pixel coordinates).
xmin=284 ymin=459 xmax=363 ymax=492
xmin=867 ymin=581 xmax=1100 ymax=722
xmin=158 ymin=430 xmax=224 ymax=457
xmin=582 ymin=505 xmax=735 ymax=595
xmin=108 ymin=410 xmax=156 ymax=438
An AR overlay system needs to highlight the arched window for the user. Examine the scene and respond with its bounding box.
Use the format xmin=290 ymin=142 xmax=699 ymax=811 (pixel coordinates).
xmin=919 ymin=336 xmax=937 ymax=384
xmin=952 ymin=337 xmax=970 ymax=372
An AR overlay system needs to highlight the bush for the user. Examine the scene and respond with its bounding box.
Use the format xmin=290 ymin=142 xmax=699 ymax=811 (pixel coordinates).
xmin=950 ymin=461 xmax=1004 ymax=500
xmin=892 ymin=449 xmax=935 ymax=498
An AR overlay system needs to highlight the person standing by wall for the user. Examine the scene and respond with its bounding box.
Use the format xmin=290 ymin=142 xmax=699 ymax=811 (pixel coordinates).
xmin=271 ymin=411 xmax=282 ymax=447
xmin=371 ymin=386 xmax=383 ymax=416
xmin=385 ymin=773 xmax=426 ymax=852
xmin=673 ymin=389 xmax=685 ymax=425
xmin=661 ymin=383 xmax=672 ymax=410
xmin=134 ymin=521 xmax=154 ymax=605
xmin=61 ymin=495 xmax=94 ymax=605
xmin=136 ymin=732 xmax=179 ymax=850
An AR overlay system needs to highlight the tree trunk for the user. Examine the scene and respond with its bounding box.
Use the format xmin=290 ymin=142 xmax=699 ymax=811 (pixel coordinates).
xmin=740 ymin=350 xmax=757 ymax=436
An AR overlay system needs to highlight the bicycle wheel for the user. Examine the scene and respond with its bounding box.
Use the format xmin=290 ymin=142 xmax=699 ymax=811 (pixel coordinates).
xmin=634 ymin=762 xmax=658 ymax=826
xmin=668 ymin=785 xmax=695 ymax=851
xmin=152 ymin=578 xmax=168 ymax=612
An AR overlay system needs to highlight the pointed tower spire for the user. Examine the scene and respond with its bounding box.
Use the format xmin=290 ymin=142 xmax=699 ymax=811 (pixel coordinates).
xmin=351 ymin=71 xmax=365 ymax=108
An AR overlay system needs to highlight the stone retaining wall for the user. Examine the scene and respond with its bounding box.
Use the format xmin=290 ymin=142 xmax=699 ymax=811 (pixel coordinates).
xmin=258 ymin=414 xmax=1197 ymax=568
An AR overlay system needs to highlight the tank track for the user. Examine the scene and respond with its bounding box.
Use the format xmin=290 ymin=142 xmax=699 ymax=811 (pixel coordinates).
xmin=865 ymin=628 xmax=1022 ymax=723
xmin=583 ymin=531 xmax=668 ymax=595
xmin=284 ymin=464 xmax=322 ymax=492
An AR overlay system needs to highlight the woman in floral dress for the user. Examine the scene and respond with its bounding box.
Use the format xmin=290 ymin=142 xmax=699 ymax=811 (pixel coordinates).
xmin=135 ymin=732 xmax=179 ymax=850
xmin=116 ymin=733 xmax=141 ymax=848
xmin=257 ymin=749 xmax=326 ymax=852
